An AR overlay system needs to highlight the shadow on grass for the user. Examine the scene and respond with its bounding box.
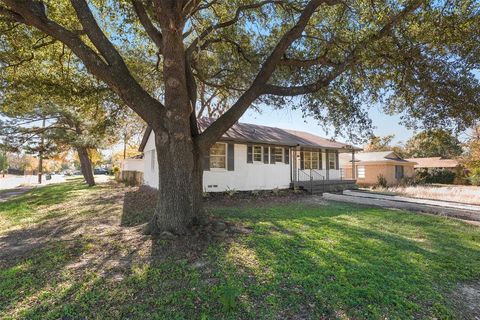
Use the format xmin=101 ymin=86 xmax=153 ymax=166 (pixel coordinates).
xmin=1 ymin=185 xmax=479 ymax=319
xmin=120 ymin=185 xmax=158 ymax=227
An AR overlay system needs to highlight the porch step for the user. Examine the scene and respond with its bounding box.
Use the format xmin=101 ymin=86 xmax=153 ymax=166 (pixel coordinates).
xmin=293 ymin=180 xmax=357 ymax=194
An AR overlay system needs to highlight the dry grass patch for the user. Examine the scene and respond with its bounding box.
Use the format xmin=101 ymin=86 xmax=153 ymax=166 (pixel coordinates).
xmin=376 ymin=184 xmax=480 ymax=205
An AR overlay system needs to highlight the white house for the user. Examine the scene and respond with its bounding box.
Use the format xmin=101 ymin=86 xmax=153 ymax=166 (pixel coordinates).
xmin=139 ymin=119 xmax=361 ymax=193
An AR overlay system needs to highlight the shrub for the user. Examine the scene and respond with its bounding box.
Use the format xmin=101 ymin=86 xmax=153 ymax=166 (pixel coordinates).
xmin=468 ymin=168 xmax=480 ymax=186
xmin=225 ymin=187 xmax=237 ymax=197
xmin=377 ymin=174 xmax=388 ymax=188
xmin=423 ymin=168 xmax=456 ymax=184
xmin=251 ymin=189 xmax=261 ymax=197
xmin=398 ymin=176 xmax=417 ymax=187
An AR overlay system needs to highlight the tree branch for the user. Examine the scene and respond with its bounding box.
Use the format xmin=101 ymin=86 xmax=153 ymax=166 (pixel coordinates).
xmin=263 ymin=0 xmax=423 ymax=96
xmin=196 ymin=0 xmax=333 ymax=149
xmin=279 ymin=55 xmax=337 ymax=67
xmin=1 ymin=0 xmax=165 ymax=128
xmin=131 ymin=0 xmax=163 ymax=52
xmin=186 ymin=0 xmax=282 ymax=56
xmin=0 ymin=5 xmax=25 ymax=23
xmin=70 ymin=0 xmax=127 ymax=69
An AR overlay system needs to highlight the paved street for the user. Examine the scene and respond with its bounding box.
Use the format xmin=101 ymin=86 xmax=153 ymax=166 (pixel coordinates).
xmin=0 ymin=174 xmax=67 ymax=190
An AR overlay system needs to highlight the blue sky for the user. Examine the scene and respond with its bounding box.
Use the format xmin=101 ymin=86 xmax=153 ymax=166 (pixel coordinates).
xmin=240 ymin=105 xmax=414 ymax=148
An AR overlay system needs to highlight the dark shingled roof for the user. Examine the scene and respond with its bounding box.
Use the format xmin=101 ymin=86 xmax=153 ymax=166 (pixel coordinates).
xmin=139 ymin=118 xmax=361 ymax=152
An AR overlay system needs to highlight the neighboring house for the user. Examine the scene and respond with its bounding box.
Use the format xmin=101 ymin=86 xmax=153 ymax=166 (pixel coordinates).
xmin=405 ymin=157 xmax=461 ymax=172
xmin=405 ymin=157 xmax=465 ymax=184
xmin=139 ymin=119 xmax=361 ymax=192
xmin=342 ymin=151 xmax=416 ymax=186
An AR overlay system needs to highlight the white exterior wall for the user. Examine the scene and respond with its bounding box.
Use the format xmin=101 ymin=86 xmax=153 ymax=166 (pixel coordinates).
xmin=141 ymin=132 xmax=290 ymax=191
xmin=204 ymin=144 xmax=291 ymax=192
xmin=121 ymin=159 xmax=144 ymax=172
xmin=143 ymin=132 xmax=158 ymax=188
xmin=142 ymin=131 xmax=347 ymax=191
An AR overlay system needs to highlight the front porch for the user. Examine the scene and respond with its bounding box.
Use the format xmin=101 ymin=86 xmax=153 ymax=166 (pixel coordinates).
xmin=290 ymin=147 xmax=357 ymax=194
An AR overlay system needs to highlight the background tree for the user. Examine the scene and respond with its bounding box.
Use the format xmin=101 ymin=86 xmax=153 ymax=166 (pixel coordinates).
xmin=404 ymin=129 xmax=463 ymax=158
xmin=0 ymin=148 xmax=8 ymax=177
xmin=1 ymin=0 xmax=479 ymax=234
xmin=0 ymin=32 xmax=128 ymax=186
xmin=364 ymin=135 xmax=406 ymax=157
xmin=463 ymin=124 xmax=480 ymax=171
xmin=364 ymin=135 xmax=395 ymax=152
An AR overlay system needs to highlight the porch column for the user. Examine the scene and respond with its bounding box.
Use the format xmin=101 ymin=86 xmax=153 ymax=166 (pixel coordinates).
xmin=351 ymin=150 xmax=355 ymax=179
xmin=325 ymin=149 xmax=329 ymax=180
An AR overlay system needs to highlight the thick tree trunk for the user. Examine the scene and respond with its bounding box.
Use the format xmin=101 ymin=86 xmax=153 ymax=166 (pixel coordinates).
xmin=149 ymin=131 xmax=205 ymax=234
xmin=77 ymin=147 xmax=95 ymax=187
xmin=146 ymin=13 xmax=206 ymax=235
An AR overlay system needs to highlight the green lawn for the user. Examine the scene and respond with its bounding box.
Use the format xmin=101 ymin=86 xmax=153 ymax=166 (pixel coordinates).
xmin=0 ymin=181 xmax=479 ymax=319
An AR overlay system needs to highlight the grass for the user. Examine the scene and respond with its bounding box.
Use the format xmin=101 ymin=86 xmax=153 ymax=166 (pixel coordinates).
xmin=369 ymin=184 xmax=480 ymax=205
xmin=0 ymin=181 xmax=479 ymax=319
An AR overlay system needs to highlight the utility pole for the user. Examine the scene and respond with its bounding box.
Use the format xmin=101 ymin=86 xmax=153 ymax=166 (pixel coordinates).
xmin=38 ymin=118 xmax=46 ymax=184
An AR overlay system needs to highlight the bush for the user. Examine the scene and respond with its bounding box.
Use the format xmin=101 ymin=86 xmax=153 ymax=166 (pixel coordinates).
xmin=468 ymin=168 xmax=480 ymax=186
xmin=398 ymin=176 xmax=417 ymax=187
xmin=377 ymin=174 xmax=388 ymax=188
xmin=424 ymin=169 xmax=456 ymax=184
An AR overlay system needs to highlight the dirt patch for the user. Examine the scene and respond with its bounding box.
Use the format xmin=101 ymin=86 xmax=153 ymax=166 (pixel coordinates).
xmin=204 ymin=188 xmax=311 ymax=207
xmin=449 ymin=281 xmax=480 ymax=319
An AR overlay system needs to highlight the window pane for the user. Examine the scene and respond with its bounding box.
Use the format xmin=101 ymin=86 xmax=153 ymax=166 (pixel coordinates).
xmin=357 ymin=166 xmax=365 ymax=178
xmin=253 ymin=146 xmax=262 ymax=162
xmin=303 ymin=151 xmax=311 ymax=169
xmin=328 ymin=152 xmax=336 ymax=169
xmin=312 ymin=152 xmax=319 ymax=161
xmin=312 ymin=159 xmax=319 ymax=169
xmin=275 ymin=147 xmax=283 ymax=162
xmin=210 ymin=155 xmax=226 ymax=168
xmin=210 ymin=143 xmax=226 ymax=156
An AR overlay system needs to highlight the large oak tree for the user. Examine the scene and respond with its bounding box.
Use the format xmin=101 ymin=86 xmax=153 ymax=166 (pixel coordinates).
xmin=0 ymin=0 xmax=479 ymax=234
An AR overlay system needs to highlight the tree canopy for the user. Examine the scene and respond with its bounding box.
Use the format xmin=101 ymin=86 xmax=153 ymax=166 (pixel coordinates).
xmin=404 ymin=129 xmax=463 ymax=158
xmin=1 ymin=0 xmax=479 ymax=232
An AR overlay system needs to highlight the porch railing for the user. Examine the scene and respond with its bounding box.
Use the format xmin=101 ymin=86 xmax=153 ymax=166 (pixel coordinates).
xmin=297 ymin=168 xmax=325 ymax=194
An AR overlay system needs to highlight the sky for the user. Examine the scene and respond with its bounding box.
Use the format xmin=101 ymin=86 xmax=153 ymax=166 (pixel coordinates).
xmin=240 ymin=105 xmax=414 ymax=148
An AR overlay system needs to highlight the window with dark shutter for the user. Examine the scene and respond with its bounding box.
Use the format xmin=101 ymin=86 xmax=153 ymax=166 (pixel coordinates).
xmin=284 ymin=148 xmax=289 ymax=164
xmin=335 ymin=151 xmax=339 ymax=170
xmin=263 ymin=146 xmax=269 ymax=164
xmin=270 ymin=147 xmax=276 ymax=164
xmin=247 ymin=145 xmax=253 ymax=163
xmin=227 ymin=144 xmax=234 ymax=171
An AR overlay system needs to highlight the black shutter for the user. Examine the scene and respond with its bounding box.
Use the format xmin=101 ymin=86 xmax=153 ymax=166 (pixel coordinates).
xmin=270 ymin=147 xmax=276 ymax=164
xmin=300 ymin=151 xmax=304 ymax=170
xmin=247 ymin=145 xmax=253 ymax=163
xmin=203 ymin=152 xmax=210 ymax=171
xmin=335 ymin=150 xmax=339 ymax=170
xmin=284 ymin=148 xmax=289 ymax=164
xmin=319 ymin=150 xmax=323 ymax=169
xmin=263 ymin=146 xmax=269 ymax=164
xmin=325 ymin=149 xmax=329 ymax=170
xmin=227 ymin=143 xmax=234 ymax=171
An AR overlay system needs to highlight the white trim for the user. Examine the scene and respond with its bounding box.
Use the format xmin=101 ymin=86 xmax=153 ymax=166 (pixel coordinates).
xmin=210 ymin=142 xmax=227 ymax=169
xmin=252 ymin=145 xmax=263 ymax=163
